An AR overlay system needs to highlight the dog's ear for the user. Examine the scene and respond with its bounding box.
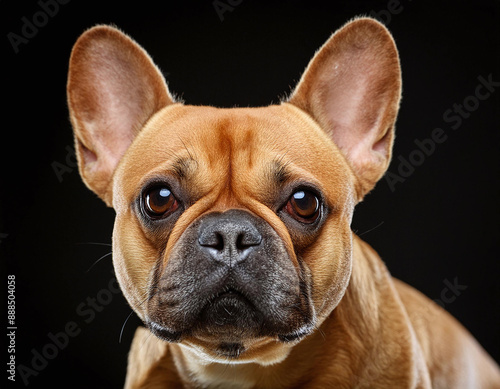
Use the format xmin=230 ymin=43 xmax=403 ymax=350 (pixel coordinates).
xmin=288 ymin=18 xmax=401 ymax=200
xmin=67 ymin=25 xmax=175 ymax=206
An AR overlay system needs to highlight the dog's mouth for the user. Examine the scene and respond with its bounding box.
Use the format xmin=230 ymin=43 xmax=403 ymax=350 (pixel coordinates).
xmin=146 ymin=287 xmax=260 ymax=341
xmin=146 ymin=287 xmax=261 ymax=359
xmin=146 ymin=282 xmax=314 ymax=351
xmin=146 ymin=285 xmax=315 ymax=360
xmin=199 ymin=287 xmax=261 ymax=328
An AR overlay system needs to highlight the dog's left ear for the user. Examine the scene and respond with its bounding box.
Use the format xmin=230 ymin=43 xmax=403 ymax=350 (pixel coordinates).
xmin=288 ymin=17 xmax=401 ymax=200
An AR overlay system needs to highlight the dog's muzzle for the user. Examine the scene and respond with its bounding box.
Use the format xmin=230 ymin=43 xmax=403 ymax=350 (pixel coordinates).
xmin=145 ymin=209 xmax=315 ymax=355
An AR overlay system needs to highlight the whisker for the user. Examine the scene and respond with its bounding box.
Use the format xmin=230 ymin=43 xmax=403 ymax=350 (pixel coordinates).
xmin=119 ymin=292 xmax=153 ymax=344
xmin=119 ymin=310 xmax=136 ymax=343
xmin=314 ymin=323 xmax=327 ymax=341
xmin=177 ymin=136 xmax=191 ymax=159
xmin=76 ymin=242 xmax=112 ymax=247
xmin=143 ymin=285 xmax=159 ymax=305
xmin=85 ymin=252 xmax=112 ymax=273
xmin=357 ymin=221 xmax=385 ymax=237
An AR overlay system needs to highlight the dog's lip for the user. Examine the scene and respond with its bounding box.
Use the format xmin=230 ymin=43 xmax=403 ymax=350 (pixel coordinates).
xmin=277 ymin=323 xmax=315 ymax=343
xmin=146 ymin=320 xmax=183 ymax=343
xmin=201 ymin=286 xmax=256 ymax=315
xmin=193 ymin=285 xmax=266 ymax=335
xmin=202 ymin=286 xmax=258 ymax=314
xmin=145 ymin=288 xmax=257 ymax=341
xmin=209 ymin=286 xmax=249 ymax=302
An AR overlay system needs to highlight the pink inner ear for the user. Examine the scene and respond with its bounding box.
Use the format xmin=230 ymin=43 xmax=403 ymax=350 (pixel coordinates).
xmin=87 ymin=42 xmax=152 ymax=134
xmin=288 ymin=18 xmax=401 ymax=197
xmin=79 ymin=141 xmax=97 ymax=165
xmin=372 ymin=127 xmax=391 ymax=154
xmin=68 ymin=25 xmax=173 ymax=204
xmin=321 ymin=54 xmax=392 ymax=160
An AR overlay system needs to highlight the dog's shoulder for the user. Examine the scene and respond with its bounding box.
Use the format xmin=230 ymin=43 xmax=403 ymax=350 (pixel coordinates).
xmin=393 ymin=279 xmax=500 ymax=388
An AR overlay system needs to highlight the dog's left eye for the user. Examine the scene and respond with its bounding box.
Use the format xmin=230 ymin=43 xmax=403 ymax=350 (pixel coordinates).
xmin=284 ymin=190 xmax=320 ymax=223
xmin=143 ymin=186 xmax=179 ymax=218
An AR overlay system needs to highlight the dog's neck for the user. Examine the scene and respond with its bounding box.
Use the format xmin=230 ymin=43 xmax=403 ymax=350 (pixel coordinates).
xmin=138 ymin=235 xmax=420 ymax=388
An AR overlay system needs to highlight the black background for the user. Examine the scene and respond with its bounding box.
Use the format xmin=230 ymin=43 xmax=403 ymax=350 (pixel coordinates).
xmin=2 ymin=1 xmax=499 ymax=388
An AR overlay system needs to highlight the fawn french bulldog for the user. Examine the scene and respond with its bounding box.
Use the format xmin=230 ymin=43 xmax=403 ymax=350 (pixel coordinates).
xmin=67 ymin=17 xmax=500 ymax=388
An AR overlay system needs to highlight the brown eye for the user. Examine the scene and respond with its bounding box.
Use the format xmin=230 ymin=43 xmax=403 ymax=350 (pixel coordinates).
xmin=285 ymin=190 xmax=320 ymax=223
xmin=144 ymin=186 xmax=178 ymax=218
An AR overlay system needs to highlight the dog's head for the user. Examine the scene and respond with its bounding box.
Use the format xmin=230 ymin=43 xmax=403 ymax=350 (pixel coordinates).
xmin=67 ymin=18 xmax=401 ymax=363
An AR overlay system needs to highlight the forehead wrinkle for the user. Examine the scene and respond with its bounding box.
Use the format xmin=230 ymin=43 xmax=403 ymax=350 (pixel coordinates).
xmin=271 ymin=157 xmax=293 ymax=186
xmin=131 ymin=152 xmax=198 ymax=201
xmin=171 ymin=156 xmax=196 ymax=180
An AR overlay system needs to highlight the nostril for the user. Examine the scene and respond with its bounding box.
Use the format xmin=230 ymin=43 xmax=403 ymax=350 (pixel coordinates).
xmin=199 ymin=232 xmax=224 ymax=251
xmin=236 ymin=231 xmax=262 ymax=252
xmin=236 ymin=234 xmax=246 ymax=251
xmin=213 ymin=233 xmax=224 ymax=251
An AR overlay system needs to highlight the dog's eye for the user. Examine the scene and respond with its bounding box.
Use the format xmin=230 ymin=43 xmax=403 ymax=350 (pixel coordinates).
xmin=285 ymin=190 xmax=320 ymax=223
xmin=143 ymin=186 xmax=178 ymax=218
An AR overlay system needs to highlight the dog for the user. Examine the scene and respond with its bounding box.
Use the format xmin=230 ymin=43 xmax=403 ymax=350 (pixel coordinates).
xmin=67 ymin=17 xmax=500 ymax=388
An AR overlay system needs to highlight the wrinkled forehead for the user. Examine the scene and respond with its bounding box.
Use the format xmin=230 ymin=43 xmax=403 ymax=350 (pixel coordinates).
xmin=113 ymin=103 xmax=354 ymax=209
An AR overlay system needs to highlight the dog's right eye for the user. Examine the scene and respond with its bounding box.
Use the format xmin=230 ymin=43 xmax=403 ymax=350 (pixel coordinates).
xmin=143 ymin=186 xmax=179 ymax=218
xmin=284 ymin=190 xmax=320 ymax=224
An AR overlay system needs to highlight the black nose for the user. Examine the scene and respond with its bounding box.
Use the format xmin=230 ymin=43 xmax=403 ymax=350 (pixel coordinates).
xmin=198 ymin=210 xmax=262 ymax=265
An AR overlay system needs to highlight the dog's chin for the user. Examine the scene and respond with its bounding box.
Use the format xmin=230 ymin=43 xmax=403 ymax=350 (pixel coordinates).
xmin=146 ymin=289 xmax=314 ymax=359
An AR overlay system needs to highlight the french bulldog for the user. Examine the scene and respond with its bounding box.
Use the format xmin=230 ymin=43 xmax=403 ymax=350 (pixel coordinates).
xmin=67 ymin=17 xmax=500 ymax=388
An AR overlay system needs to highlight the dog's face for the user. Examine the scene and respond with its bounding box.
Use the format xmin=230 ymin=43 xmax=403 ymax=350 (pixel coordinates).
xmin=111 ymin=104 xmax=356 ymax=360
xmin=67 ymin=18 xmax=401 ymax=363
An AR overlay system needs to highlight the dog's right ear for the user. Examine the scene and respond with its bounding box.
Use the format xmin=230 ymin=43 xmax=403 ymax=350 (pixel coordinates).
xmin=67 ymin=25 xmax=175 ymax=206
